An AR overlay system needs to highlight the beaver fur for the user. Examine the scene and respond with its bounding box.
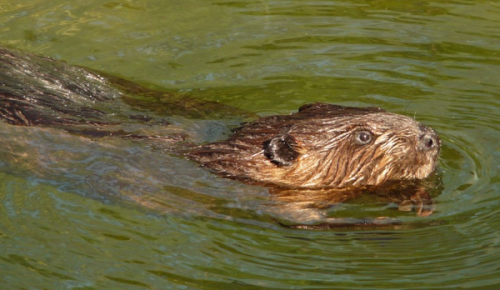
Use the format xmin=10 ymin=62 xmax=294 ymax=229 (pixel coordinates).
xmin=187 ymin=103 xmax=440 ymax=189
xmin=0 ymin=47 xmax=440 ymax=191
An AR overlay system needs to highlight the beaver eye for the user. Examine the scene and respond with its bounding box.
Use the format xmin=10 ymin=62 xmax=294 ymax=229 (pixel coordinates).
xmin=355 ymin=130 xmax=373 ymax=145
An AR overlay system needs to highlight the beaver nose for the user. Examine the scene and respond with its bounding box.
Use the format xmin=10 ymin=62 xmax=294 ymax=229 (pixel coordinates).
xmin=418 ymin=127 xmax=440 ymax=152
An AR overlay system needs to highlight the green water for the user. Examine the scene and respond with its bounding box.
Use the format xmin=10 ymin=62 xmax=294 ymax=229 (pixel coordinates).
xmin=1 ymin=0 xmax=500 ymax=289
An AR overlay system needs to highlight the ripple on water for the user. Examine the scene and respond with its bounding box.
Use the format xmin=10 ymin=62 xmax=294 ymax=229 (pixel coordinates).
xmin=1 ymin=0 xmax=500 ymax=289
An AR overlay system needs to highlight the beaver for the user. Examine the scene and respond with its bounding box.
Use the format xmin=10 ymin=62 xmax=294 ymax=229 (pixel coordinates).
xmin=187 ymin=103 xmax=440 ymax=189
xmin=0 ymin=47 xmax=441 ymax=226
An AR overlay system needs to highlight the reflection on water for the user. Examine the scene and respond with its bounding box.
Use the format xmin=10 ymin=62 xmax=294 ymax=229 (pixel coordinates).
xmin=1 ymin=0 xmax=500 ymax=289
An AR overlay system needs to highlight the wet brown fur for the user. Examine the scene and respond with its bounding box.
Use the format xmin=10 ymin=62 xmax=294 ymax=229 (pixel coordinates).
xmin=187 ymin=103 xmax=440 ymax=189
xmin=0 ymin=47 xmax=440 ymax=192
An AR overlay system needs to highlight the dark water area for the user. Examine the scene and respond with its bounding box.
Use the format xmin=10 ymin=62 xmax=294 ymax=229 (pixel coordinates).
xmin=1 ymin=1 xmax=500 ymax=289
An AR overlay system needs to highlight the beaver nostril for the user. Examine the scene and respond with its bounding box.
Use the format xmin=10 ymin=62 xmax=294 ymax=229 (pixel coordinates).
xmin=425 ymin=137 xmax=433 ymax=148
xmin=420 ymin=134 xmax=437 ymax=151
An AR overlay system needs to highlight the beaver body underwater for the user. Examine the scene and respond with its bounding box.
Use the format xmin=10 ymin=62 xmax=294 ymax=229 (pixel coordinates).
xmin=0 ymin=47 xmax=441 ymax=225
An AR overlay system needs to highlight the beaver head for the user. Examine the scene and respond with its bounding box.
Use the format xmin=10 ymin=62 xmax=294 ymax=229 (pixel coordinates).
xmin=187 ymin=103 xmax=440 ymax=189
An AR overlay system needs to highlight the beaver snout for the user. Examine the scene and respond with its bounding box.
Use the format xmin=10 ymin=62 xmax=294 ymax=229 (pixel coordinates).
xmin=418 ymin=127 xmax=440 ymax=153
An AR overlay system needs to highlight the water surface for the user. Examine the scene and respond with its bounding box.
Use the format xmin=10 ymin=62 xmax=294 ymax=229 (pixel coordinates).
xmin=1 ymin=0 xmax=500 ymax=289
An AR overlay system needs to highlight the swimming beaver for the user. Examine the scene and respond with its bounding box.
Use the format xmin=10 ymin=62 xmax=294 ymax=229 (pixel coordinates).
xmin=0 ymin=47 xmax=441 ymax=225
xmin=187 ymin=103 xmax=440 ymax=189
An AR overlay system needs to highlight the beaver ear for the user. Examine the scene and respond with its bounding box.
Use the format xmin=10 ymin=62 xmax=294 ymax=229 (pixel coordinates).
xmin=263 ymin=134 xmax=301 ymax=166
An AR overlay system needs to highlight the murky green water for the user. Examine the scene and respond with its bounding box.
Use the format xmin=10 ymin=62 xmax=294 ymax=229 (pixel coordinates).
xmin=1 ymin=0 xmax=500 ymax=289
